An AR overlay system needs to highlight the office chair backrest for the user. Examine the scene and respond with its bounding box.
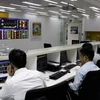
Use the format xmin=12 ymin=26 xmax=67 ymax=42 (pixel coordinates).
xmin=79 ymin=70 xmax=100 ymax=100
xmin=25 ymin=81 xmax=70 ymax=100
xmin=44 ymin=43 xmax=52 ymax=48
xmin=96 ymin=60 xmax=100 ymax=68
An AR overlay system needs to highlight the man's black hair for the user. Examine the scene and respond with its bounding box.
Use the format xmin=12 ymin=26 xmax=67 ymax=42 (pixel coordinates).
xmin=80 ymin=47 xmax=94 ymax=61
xmin=82 ymin=42 xmax=93 ymax=50
xmin=9 ymin=49 xmax=27 ymax=68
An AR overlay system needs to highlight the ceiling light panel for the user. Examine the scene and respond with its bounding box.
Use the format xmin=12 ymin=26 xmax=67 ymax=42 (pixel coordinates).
xmin=71 ymin=0 xmax=77 ymax=1
xmin=10 ymin=4 xmax=27 ymax=8
xmin=22 ymin=1 xmax=41 ymax=6
xmin=7 ymin=9 xmax=21 ymax=12
xmin=61 ymin=1 xmax=68 ymax=5
xmin=44 ymin=0 xmax=58 ymax=4
xmin=49 ymin=3 xmax=62 ymax=8
xmin=0 ymin=6 xmax=16 ymax=10
xmin=72 ymin=15 xmax=79 ymax=18
xmin=30 ymin=6 xmax=44 ymax=9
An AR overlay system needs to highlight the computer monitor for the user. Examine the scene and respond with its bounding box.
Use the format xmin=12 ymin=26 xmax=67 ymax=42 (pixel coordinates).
xmin=60 ymin=51 xmax=69 ymax=65
xmin=44 ymin=43 xmax=52 ymax=48
xmin=37 ymin=54 xmax=47 ymax=72
xmin=0 ymin=60 xmax=10 ymax=73
xmin=77 ymin=50 xmax=80 ymax=61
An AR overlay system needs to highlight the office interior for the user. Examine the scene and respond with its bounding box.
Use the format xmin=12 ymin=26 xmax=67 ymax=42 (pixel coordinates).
xmin=0 ymin=0 xmax=100 ymax=99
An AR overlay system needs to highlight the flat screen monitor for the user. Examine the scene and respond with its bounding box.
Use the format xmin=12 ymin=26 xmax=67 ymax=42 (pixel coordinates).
xmin=37 ymin=54 xmax=47 ymax=72
xmin=0 ymin=60 xmax=10 ymax=74
xmin=60 ymin=51 xmax=69 ymax=65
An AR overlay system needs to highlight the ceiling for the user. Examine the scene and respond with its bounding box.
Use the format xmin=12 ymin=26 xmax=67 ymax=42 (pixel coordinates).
xmin=0 ymin=0 xmax=100 ymax=18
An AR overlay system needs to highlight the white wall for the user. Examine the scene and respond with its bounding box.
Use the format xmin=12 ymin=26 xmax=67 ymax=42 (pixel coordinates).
xmin=84 ymin=18 xmax=100 ymax=31
xmin=0 ymin=12 xmax=63 ymax=51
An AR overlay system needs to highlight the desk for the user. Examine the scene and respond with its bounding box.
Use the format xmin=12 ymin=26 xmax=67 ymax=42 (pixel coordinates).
xmin=45 ymin=66 xmax=80 ymax=87
xmin=0 ymin=66 xmax=80 ymax=88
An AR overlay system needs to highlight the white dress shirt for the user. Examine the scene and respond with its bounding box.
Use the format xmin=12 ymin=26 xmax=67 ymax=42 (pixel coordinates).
xmin=69 ymin=61 xmax=99 ymax=94
xmin=0 ymin=68 xmax=46 ymax=100
xmin=93 ymin=53 xmax=100 ymax=64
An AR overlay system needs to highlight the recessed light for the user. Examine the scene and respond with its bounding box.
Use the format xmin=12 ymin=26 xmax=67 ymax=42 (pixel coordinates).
xmin=0 ymin=6 xmax=16 ymax=10
xmin=44 ymin=0 xmax=58 ymax=4
xmin=71 ymin=0 xmax=77 ymax=1
xmin=11 ymin=4 xmax=27 ymax=8
xmin=22 ymin=1 xmax=41 ymax=6
xmin=30 ymin=6 xmax=44 ymax=9
xmin=61 ymin=1 xmax=68 ymax=5
xmin=49 ymin=3 xmax=62 ymax=8
xmin=72 ymin=15 xmax=79 ymax=18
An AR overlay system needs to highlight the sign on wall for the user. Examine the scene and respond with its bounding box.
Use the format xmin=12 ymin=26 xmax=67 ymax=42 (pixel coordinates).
xmin=70 ymin=26 xmax=78 ymax=34
xmin=32 ymin=22 xmax=41 ymax=36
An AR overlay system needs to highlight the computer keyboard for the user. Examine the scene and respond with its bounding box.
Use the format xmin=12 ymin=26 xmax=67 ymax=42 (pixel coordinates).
xmin=64 ymin=64 xmax=77 ymax=70
xmin=49 ymin=70 xmax=70 ymax=80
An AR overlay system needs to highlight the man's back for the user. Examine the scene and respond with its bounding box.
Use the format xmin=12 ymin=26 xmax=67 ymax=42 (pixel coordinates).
xmin=0 ymin=68 xmax=46 ymax=100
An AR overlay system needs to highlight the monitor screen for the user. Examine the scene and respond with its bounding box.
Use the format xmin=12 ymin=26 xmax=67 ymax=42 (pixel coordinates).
xmin=37 ymin=54 xmax=47 ymax=72
xmin=60 ymin=51 xmax=69 ymax=65
xmin=0 ymin=60 xmax=10 ymax=74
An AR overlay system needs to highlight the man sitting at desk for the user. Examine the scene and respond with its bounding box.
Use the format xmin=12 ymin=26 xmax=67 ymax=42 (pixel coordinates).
xmin=0 ymin=49 xmax=46 ymax=100
xmin=82 ymin=42 xmax=100 ymax=65
xmin=69 ymin=47 xmax=99 ymax=94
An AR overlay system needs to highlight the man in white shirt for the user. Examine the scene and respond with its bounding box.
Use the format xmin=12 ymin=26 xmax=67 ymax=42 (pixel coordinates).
xmin=0 ymin=49 xmax=46 ymax=100
xmin=82 ymin=42 xmax=100 ymax=65
xmin=69 ymin=47 xmax=99 ymax=94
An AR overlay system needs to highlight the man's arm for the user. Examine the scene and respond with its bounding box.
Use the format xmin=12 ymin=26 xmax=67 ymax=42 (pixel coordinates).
xmin=69 ymin=69 xmax=83 ymax=92
xmin=0 ymin=82 xmax=12 ymax=100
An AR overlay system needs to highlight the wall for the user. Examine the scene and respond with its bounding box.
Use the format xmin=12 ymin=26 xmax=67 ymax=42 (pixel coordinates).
xmin=83 ymin=17 xmax=100 ymax=40
xmin=0 ymin=12 xmax=63 ymax=51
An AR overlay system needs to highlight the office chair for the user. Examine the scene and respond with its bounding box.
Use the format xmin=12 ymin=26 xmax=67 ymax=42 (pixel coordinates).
xmin=44 ymin=43 xmax=52 ymax=48
xmin=25 ymin=81 xmax=72 ymax=100
xmin=79 ymin=70 xmax=100 ymax=100
xmin=96 ymin=60 xmax=100 ymax=68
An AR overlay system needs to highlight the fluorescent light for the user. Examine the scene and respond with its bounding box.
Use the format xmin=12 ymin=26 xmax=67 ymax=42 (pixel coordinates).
xmin=51 ymin=15 xmax=58 ymax=18
xmin=22 ymin=1 xmax=41 ymax=6
xmin=39 ymin=13 xmax=49 ymax=16
xmin=7 ymin=9 xmax=21 ymax=12
xmin=71 ymin=0 xmax=77 ymax=1
xmin=90 ymin=7 xmax=100 ymax=10
xmin=61 ymin=11 xmax=70 ymax=14
xmin=27 ymin=12 xmax=38 ymax=15
xmin=77 ymin=8 xmax=85 ymax=11
xmin=72 ymin=15 xmax=79 ymax=18
xmin=49 ymin=10 xmax=59 ymax=14
xmin=60 ymin=15 xmax=68 ymax=19
xmin=0 ymin=9 xmax=5 ymax=12
xmin=69 ymin=4 xmax=74 ymax=6
xmin=30 ymin=6 xmax=44 ymax=9
xmin=78 ymin=10 xmax=86 ymax=13
xmin=10 ymin=4 xmax=27 ymax=8
xmin=0 ymin=6 xmax=15 ymax=10
xmin=93 ymin=9 xmax=99 ymax=12
xmin=61 ymin=1 xmax=68 ymax=5
xmin=49 ymin=3 xmax=62 ymax=8
xmin=44 ymin=0 xmax=58 ymax=4
xmin=95 ymin=13 xmax=100 ymax=15
xmin=82 ymin=14 xmax=89 ymax=18
xmin=37 ymin=11 xmax=47 ymax=14
xmin=37 ymin=11 xmax=49 ymax=16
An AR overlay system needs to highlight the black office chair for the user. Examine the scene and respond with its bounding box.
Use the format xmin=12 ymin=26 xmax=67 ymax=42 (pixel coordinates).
xmin=44 ymin=43 xmax=52 ymax=48
xmin=25 ymin=81 xmax=71 ymax=100
xmin=96 ymin=60 xmax=100 ymax=68
xmin=79 ymin=70 xmax=100 ymax=100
